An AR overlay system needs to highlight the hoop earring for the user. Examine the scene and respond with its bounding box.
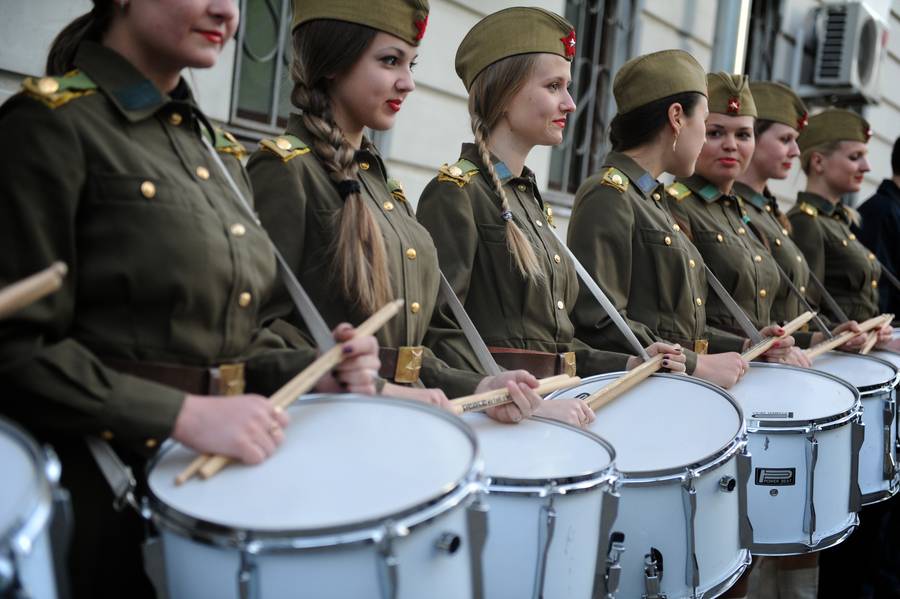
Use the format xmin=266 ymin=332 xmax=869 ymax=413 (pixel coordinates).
xmin=672 ymin=130 xmax=680 ymax=151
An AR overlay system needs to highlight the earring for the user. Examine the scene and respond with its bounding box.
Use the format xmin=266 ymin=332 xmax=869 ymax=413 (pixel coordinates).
xmin=672 ymin=129 xmax=680 ymax=151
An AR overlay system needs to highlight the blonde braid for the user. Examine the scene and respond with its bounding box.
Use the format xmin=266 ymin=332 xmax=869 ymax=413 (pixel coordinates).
xmin=471 ymin=115 xmax=544 ymax=280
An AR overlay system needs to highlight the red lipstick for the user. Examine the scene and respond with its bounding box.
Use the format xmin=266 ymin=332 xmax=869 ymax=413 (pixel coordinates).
xmin=387 ymin=99 xmax=402 ymax=113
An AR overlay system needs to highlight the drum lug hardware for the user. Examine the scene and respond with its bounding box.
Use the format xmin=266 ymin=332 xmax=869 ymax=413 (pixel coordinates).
xmin=434 ymin=532 xmax=462 ymax=555
xmin=594 ymin=482 xmax=623 ymax=599
xmin=602 ymin=532 xmax=625 ymax=599
xmin=802 ymin=433 xmax=818 ymax=544
xmin=376 ymin=523 xmax=401 ymax=599
xmin=237 ymin=549 xmax=259 ymax=599
xmin=642 ymin=547 xmax=667 ymax=599
xmin=718 ymin=476 xmax=737 ymax=492
xmin=532 ymin=484 xmax=558 ymax=599
xmin=0 ymin=551 xmax=20 ymax=597
xmin=883 ymin=403 xmax=896 ymax=480
xmin=736 ymin=448 xmax=754 ymax=549
xmin=849 ymin=421 xmax=865 ymax=512
xmin=465 ymin=494 xmax=489 ymax=599
xmin=681 ymin=470 xmax=700 ymax=591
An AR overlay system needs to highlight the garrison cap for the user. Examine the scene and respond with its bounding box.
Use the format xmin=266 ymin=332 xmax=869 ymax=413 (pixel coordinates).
xmin=291 ymin=0 xmax=429 ymax=46
xmin=750 ymin=81 xmax=808 ymax=131
xmin=613 ymin=50 xmax=707 ymax=115
xmin=707 ymin=72 xmax=756 ymax=117
xmin=798 ymin=109 xmax=872 ymax=152
xmin=455 ymin=7 xmax=576 ymax=91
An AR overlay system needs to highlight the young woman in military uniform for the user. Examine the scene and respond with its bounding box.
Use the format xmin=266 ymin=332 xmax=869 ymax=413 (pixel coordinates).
xmin=415 ymin=8 xmax=686 ymax=387
xmin=0 ymin=1 xmax=383 ymax=597
xmin=664 ymin=73 xmax=807 ymax=368
xmin=246 ymin=0 xmax=583 ymax=426
xmin=789 ymin=109 xmax=893 ymax=346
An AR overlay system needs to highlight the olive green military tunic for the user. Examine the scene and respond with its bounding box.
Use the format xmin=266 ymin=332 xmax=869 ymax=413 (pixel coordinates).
xmin=568 ymin=152 xmax=745 ymax=375
xmin=416 ymin=144 xmax=630 ymax=376
xmin=0 ymin=42 xmax=316 ymax=451
xmin=789 ymin=192 xmax=881 ymax=321
xmin=248 ymin=119 xmax=484 ymax=397
xmin=667 ymin=175 xmax=782 ymax=334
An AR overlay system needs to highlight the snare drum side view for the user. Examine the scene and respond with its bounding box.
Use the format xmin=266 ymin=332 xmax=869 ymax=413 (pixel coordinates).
xmin=729 ymin=363 xmax=863 ymax=556
xmin=0 ymin=417 xmax=64 ymax=599
xmin=549 ymin=373 xmax=751 ymax=599
xmin=462 ymin=414 xmax=621 ymax=599
xmin=147 ymin=396 xmax=486 ymax=599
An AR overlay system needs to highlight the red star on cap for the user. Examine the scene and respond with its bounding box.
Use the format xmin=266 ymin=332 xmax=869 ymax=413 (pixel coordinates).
xmin=797 ymin=112 xmax=809 ymax=131
xmin=560 ymin=30 xmax=576 ymax=57
xmin=414 ymin=14 xmax=428 ymax=41
xmin=727 ymin=97 xmax=740 ymax=114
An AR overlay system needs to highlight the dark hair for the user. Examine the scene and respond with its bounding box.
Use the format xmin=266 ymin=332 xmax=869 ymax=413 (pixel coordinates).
xmin=290 ymin=20 xmax=393 ymax=315
xmin=892 ymin=136 xmax=900 ymax=176
xmin=609 ymin=92 xmax=704 ymax=151
xmin=754 ymin=119 xmax=775 ymax=138
xmin=46 ymin=2 xmax=115 ymax=75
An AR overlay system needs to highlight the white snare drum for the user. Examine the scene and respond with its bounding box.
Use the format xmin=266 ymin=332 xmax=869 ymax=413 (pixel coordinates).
xmin=463 ymin=414 xmax=619 ymax=598
xmin=147 ymin=395 xmax=485 ymax=599
xmin=811 ymin=352 xmax=899 ymax=504
xmin=728 ymin=364 xmax=862 ymax=555
xmin=548 ymin=373 xmax=750 ymax=599
xmin=0 ymin=417 xmax=62 ymax=599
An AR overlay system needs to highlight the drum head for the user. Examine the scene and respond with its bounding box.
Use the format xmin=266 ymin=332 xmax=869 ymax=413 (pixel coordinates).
xmin=870 ymin=350 xmax=900 ymax=372
xmin=812 ymin=352 xmax=897 ymax=393
xmin=0 ymin=418 xmax=41 ymax=536
xmin=551 ymin=374 xmax=741 ymax=475
xmin=730 ymin=364 xmax=857 ymax=422
xmin=463 ymin=414 xmax=613 ymax=484
xmin=148 ymin=396 xmax=476 ymax=532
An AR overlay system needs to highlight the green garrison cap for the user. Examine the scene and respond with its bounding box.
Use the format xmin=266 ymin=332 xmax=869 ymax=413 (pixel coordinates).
xmin=613 ymin=50 xmax=707 ymax=115
xmin=455 ymin=7 xmax=576 ymax=91
xmin=798 ymin=109 xmax=872 ymax=152
xmin=750 ymin=81 xmax=808 ymax=131
xmin=707 ymin=72 xmax=756 ymax=117
xmin=291 ymin=0 xmax=429 ymax=46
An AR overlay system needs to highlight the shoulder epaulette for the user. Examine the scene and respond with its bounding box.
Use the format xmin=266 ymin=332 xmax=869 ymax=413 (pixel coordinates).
xmin=666 ymin=182 xmax=692 ymax=201
xmin=259 ymin=135 xmax=310 ymax=163
xmin=387 ymin=177 xmax=407 ymax=203
xmin=797 ymin=202 xmax=818 ymax=218
xmin=600 ymin=167 xmax=629 ymax=193
xmin=437 ymin=158 xmax=479 ymax=187
xmin=213 ymin=127 xmax=247 ymax=159
xmin=22 ymin=70 xmax=96 ymax=109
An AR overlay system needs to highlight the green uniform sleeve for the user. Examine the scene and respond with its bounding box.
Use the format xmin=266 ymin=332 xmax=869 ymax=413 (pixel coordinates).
xmin=0 ymin=96 xmax=185 ymax=452
xmin=789 ymin=213 xmax=826 ymax=315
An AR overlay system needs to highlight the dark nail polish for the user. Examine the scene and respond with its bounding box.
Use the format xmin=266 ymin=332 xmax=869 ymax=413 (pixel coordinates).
xmin=342 ymin=345 xmax=353 ymax=354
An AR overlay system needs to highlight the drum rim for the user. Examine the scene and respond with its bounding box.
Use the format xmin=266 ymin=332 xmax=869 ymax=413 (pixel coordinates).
xmin=742 ymin=363 xmax=862 ymax=432
xmin=809 ymin=351 xmax=898 ymax=396
xmin=0 ymin=417 xmax=56 ymax=557
xmin=548 ymin=372 xmax=749 ymax=483
xmin=146 ymin=394 xmax=483 ymax=552
xmin=480 ymin=415 xmax=619 ymax=496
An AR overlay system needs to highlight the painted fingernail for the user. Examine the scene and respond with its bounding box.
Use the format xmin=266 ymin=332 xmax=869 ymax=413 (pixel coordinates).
xmin=342 ymin=345 xmax=353 ymax=354
xmin=339 ymin=382 xmax=348 ymax=389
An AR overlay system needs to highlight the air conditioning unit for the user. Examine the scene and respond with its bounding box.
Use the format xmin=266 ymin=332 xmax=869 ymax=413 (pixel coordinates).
xmin=812 ymin=2 xmax=887 ymax=102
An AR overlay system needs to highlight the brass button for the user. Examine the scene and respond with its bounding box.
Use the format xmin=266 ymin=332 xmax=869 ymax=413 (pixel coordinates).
xmin=775 ymin=238 xmax=782 ymax=247
xmin=724 ymin=200 xmax=732 ymax=207
xmin=782 ymin=228 xmax=789 ymax=236
xmin=611 ymin=174 xmax=624 ymax=185
xmin=717 ymin=234 xmax=724 ymax=243
xmin=556 ymin=300 xmax=565 ymax=310
xmin=238 ymin=292 xmax=252 ymax=307
xmin=849 ymin=233 xmax=856 ymax=240
xmin=689 ymin=259 xmax=696 ymax=269
xmin=101 ymin=430 xmax=114 ymax=441
xmin=145 ymin=438 xmax=158 ymax=449
xmin=448 ymin=166 xmax=463 ymax=177
xmin=553 ymin=254 xmax=561 ymax=264
xmin=737 ymin=227 xmax=746 ymax=235
xmin=275 ymin=137 xmax=292 ymax=150
xmin=359 ymin=162 xmax=370 ymax=171
xmin=383 ymin=201 xmax=394 ymax=211
xmin=140 ymin=181 xmax=156 ymax=199
xmin=405 ymin=248 xmax=417 ymax=260
xmin=754 ymin=255 xmax=762 ymax=263
xmin=673 ymin=223 xmax=681 ymax=232
xmin=765 ymin=205 xmax=772 ymax=212
xmin=652 ymin=192 xmax=661 ymax=201
xmin=696 ymin=297 xmax=703 ymax=306
xmin=842 ymin=239 xmax=849 ymax=247
xmin=410 ymin=302 xmax=421 ymax=314
xmin=868 ymin=252 xmax=876 ymax=261
xmin=230 ymin=223 xmax=246 ymax=237
xmin=517 ymin=184 xmax=527 ymax=192
xmin=535 ymin=220 xmax=544 ymax=228
xmin=872 ymin=280 xmax=879 ymax=288
xmin=168 ymin=112 xmax=183 ymax=126
xmin=664 ymin=236 xmax=672 ymax=246
xmin=196 ymin=166 xmax=210 ymax=180
xmin=800 ymin=286 xmax=806 ymax=293
xmin=796 ymin=254 xmax=802 ymax=262
xmin=37 ymin=77 xmax=60 ymax=94
xmin=759 ymin=288 xmax=767 ymax=298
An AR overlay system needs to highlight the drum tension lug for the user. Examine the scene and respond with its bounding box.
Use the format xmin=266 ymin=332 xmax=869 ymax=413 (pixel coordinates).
xmin=604 ymin=531 xmax=626 ymax=597
xmin=377 ymin=524 xmax=401 ymax=599
xmin=237 ymin=548 xmax=259 ymax=599
xmin=642 ymin=547 xmax=667 ymax=599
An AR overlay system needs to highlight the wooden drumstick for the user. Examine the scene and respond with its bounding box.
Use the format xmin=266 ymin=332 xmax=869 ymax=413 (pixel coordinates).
xmin=448 ymin=375 xmax=581 ymax=415
xmin=741 ymin=311 xmax=816 ymax=362
xmin=859 ymin=331 xmax=880 ymax=355
xmin=586 ymin=354 xmax=664 ymax=411
xmin=805 ymin=313 xmax=893 ymax=360
xmin=0 ymin=262 xmax=67 ymax=320
xmin=175 ymin=299 xmax=404 ymax=484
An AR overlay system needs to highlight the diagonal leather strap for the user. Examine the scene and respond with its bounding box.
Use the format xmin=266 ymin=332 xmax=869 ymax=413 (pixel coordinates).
xmin=438 ymin=273 xmax=501 ymax=376
xmin=703 ymin=265 xmax=764 ymax=344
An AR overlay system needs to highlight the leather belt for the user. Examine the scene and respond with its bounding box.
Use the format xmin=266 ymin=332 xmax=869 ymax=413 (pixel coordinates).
xmin=379 ymin=346 xmax=424 ymax=384
xmin=102 ymin=357 xmax=246 ymax=396
xmin=488 ymin=347 xmax=577 ymax=379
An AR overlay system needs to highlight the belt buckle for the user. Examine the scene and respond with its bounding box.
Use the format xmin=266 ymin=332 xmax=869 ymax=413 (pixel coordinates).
xmin=693 ymin=339 xmax=709 ymax=355
xmin=215 ymin=362 xmax=246 ymax=396
xmin=561 ymin=352 xmax=577 ymax=377
xmin=394 ymin=346 xmax=423 ymax=384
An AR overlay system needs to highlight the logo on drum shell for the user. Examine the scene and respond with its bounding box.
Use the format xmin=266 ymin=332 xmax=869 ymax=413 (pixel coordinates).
xmin=751 ymin=411 xmax=794 ymax=419
xmin=755 ymin=468 xmax=796 ymax=486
